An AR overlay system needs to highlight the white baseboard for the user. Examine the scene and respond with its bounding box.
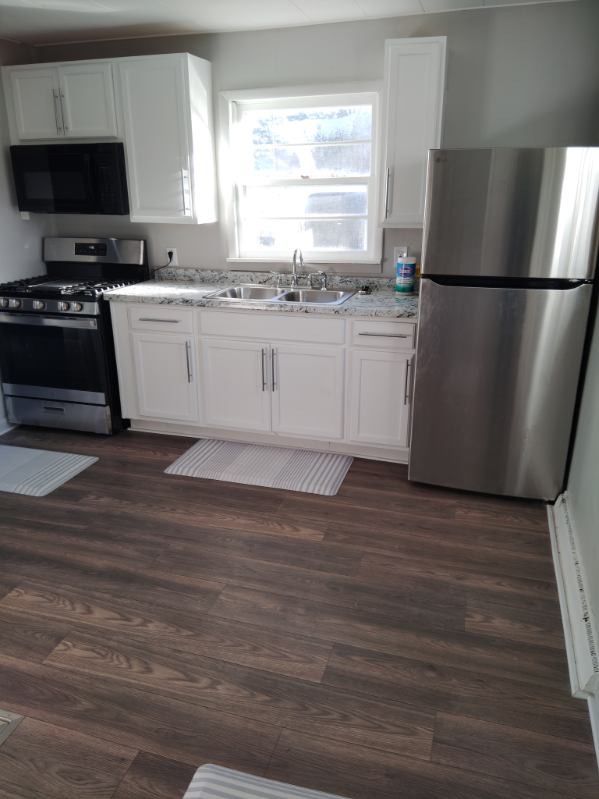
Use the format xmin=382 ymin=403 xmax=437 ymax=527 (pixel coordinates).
xmin=548 ymin=493 xmax=599 ymax=769
xmin=547 ymin=494 xmax=599 ymax=698
xmin=589 ymin=694 xmax=599 ymax=769
xmin=128 ymin=419 xmax=410 ymax=464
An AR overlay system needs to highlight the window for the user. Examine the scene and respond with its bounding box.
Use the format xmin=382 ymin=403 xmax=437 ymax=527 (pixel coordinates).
xmin=225 ymin=88 xmax=381 ymax=264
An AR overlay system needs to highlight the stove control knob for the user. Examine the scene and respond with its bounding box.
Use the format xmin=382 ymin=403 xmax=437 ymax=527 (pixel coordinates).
xmin=57 ymin=301 xmax=70 ymax=312
xmin=71 ymin=302 xmax=83 ymax=312
xmin=0 ymin=298 xmax=8 ymax=308
xmin=32 ymin=300 xmax=46 ymax=311
xmin=8 ymin=298 xmax=21 ymax=309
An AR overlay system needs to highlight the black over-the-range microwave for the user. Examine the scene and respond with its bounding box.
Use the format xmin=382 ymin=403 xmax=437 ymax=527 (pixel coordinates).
xmin=10 ymin=142 xmax=130 ymax=215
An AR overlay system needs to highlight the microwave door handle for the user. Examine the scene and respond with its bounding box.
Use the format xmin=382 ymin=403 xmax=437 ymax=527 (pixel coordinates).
xmin=52 ymin=90 xmax=63 ymax=135
xmin=59 ymin=90 xmax=68 ymax=134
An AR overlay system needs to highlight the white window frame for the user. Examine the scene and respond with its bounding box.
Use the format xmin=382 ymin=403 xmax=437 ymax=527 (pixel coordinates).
xmin=220 ymin=83 xmax=383 ymax=268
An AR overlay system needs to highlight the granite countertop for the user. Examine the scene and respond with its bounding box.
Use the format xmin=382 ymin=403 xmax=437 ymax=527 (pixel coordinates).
xmin=105 ymin=269 xmax=419 ymax=319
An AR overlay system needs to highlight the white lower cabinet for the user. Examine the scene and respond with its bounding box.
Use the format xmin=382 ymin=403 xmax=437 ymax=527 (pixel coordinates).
xmin=131 ymin=331 xmax=198 ymax=422
xmin=271 ymin=344 xmax=344 ymax=440
xmin=348 ymin=349 xmax=412 ymax=448
xmin=111 ymin=303 xmax=417 ymax=462
xmin=200 ymin=338 xmax=271 ymax=432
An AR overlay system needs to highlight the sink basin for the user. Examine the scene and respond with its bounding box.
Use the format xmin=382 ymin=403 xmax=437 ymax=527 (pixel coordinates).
xmin=207 ymin=285 xmax=285 ymax=301
xmin=275 ymin=289 xmax=355 ymax=305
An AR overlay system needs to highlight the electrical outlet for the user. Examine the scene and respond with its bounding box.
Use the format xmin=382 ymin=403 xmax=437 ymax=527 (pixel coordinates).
xmin=394 ymin=245 xmax=408 ymax=260
xmin=166 ymin=247 xmax=178 ymax=266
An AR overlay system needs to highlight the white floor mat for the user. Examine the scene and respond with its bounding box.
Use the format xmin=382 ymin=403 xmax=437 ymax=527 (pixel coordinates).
xmin=0 ymin=445 xmax=97 ymax=497
xmin=165 ymin=439 xmax=352 ymax=496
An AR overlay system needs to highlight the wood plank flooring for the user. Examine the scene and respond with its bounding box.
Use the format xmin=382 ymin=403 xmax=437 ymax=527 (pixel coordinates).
xmin=0 ymin=427 xmax=596 ymax=799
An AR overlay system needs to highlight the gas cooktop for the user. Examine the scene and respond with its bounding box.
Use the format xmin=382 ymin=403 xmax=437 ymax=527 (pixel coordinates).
xmin=0 ymin=275 xmax=140 ymax=314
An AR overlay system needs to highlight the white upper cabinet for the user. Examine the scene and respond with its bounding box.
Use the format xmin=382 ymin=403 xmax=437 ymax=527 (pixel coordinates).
xmin=117 ymin=53 xmax=217 ymax=224
xmin=8 ymin=68 xmax=62 ymax=140
xmin=380 ymin=37 xmax=446 ymax=228
xmin=5 ymin=62 xmax=117 ymax=140
xmin=2 ymin=53 xmax=217 ymax=226
xmin=58 ymin=62 xmax=117 ymax=138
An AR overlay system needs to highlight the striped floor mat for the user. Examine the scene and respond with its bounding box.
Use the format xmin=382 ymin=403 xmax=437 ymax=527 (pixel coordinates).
xmin=0 ymin=445 xmax=97 ymax=497
xmin=165 ymin=439 xmax=352 ymax=496
xmin=183 ymin=764 xmax=350 ymax=798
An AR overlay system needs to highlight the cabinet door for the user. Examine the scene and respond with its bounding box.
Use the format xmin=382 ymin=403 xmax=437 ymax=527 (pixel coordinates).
xmin=200 ymin=339 xmax=271 ymax=432
xmin=117 ymin=55 xmax=192 ymax=223
xmin=348 ymin=349 xmax=412 ymax=447
xmin=380 ymin=37 xmax=446 ymax=227
xmin=59 ymin=62 xmax=117 ymax=137
xmin=272 ymin=344 xmax=344 ymax=440
xmin=9 ymin=68 xmax=62 ymax=139
xmin=131 ymin=332 xmax=198 ymax=422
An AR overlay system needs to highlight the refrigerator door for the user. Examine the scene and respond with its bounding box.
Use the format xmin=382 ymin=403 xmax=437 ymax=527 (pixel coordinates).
xmin=422 ymin=147 xmax=599 ymax=280
xmin=409 ymin=279 xmax=593 ymax=500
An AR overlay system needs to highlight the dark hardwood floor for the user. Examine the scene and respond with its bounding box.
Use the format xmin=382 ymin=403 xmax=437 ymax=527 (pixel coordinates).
xmin=0 ymin=426 xmax=596 ymax=798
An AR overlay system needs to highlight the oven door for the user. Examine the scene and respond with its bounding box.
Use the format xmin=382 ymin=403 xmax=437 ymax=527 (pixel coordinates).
xmin=0 ymin=313 xmax=109 ymax=404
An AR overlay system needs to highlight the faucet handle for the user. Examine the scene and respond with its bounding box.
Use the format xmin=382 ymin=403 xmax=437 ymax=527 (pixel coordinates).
xmin=309 ymin=270 xmax=328 ymax=290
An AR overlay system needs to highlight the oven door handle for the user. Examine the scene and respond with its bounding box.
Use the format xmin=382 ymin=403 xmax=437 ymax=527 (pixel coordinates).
xmin=0 ymin=313 xmax=97 ymax=329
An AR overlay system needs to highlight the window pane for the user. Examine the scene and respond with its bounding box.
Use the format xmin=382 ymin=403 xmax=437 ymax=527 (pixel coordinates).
xmin=241 ymin=218 xmax=367 ymax=253
xmin=251 ymin=142 xmax=371 ymax=178
xmin=241 ymin=185 xmax=368 ymax=219
xmin=244 ymin=105 xmax=372 ymax=147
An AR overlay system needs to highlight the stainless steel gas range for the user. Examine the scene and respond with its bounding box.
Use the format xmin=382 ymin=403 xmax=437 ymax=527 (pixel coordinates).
xmin=0 ymin=237 xmax=148 ymax=434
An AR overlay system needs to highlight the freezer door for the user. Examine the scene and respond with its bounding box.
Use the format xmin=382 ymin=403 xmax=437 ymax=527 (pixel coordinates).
xmin=422 ymin=147 xmax=599 ymax=280
xmin=409 ymin=279 xmax=593 ymax=500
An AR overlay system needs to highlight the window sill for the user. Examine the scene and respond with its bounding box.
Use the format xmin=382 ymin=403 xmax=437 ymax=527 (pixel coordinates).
xmin=226 ymin=257 xmax=383 ymax=267
xmin=226 ymin=258 xmax=383 ymax=276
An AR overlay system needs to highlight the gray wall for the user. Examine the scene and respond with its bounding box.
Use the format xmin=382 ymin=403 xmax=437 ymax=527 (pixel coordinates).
xmin=568 ymin=312 xmax=599 ymax=629
xmin=29 ymin=0 xmax=599 ymax=273
xmin=0 ymin=39 xmax=50 ymax=429
xmin=0 ymin=40 xmax=48 ymax=283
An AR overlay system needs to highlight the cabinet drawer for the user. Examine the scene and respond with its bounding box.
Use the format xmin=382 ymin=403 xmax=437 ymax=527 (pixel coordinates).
xmin=128 ymin=304 xmax=194 ymax=333
xmin=200 ymin=310 xmax=345 ymax=345
xmin=351 ymin=320 xmax=415 ymax=349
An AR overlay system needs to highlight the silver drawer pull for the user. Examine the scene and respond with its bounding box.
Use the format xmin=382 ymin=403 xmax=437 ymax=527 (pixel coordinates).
xmin=261 ymin=348 xmax=267 ymax=391
xmin=358 ymin=332 xmax=409 ymax=338
xmin=185 ymin=340 xmax=193 ymax=383
xmin=138 ymin=317 xmax=180 ymax=323
xmin=404 ymin=358 xmax=412 ymax=406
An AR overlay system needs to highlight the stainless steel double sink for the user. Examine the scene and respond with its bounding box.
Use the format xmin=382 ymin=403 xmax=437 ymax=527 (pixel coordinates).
xmin=206 ymin=285 xmax=355 ymax=306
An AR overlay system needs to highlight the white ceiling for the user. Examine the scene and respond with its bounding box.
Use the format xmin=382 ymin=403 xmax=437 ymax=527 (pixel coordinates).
xmin=0 ymin=0 xmax=578 ymax=46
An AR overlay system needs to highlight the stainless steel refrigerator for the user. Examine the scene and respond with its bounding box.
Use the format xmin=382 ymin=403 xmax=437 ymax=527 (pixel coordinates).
xmin=409 ymin=147 xmax=599 ymax=501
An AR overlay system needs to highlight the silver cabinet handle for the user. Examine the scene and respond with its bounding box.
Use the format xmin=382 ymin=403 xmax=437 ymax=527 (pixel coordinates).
xmin=181 ymin=169 xmax=191 ymax=215
xmin=138 ymin=317 xmax=180 ymax=323
xmin=59 ymin=90 xmax=68 ymax=132
xmin=358 ymin=332 xmax=409 ymax=338
xmin=404 ymin=358 xmax=412 ymax=406
xmin=261 ymin=348 xmax=267 ymax=391
xmin=185 ymin=340 xmax=193 ymax=383
xmin=52 ymin=90 xmax=63 ymax=135
xmin=271 ymin=348 xmax=277 ymax=391
xmin=384 ymin=167 xmax=391 ymax=219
